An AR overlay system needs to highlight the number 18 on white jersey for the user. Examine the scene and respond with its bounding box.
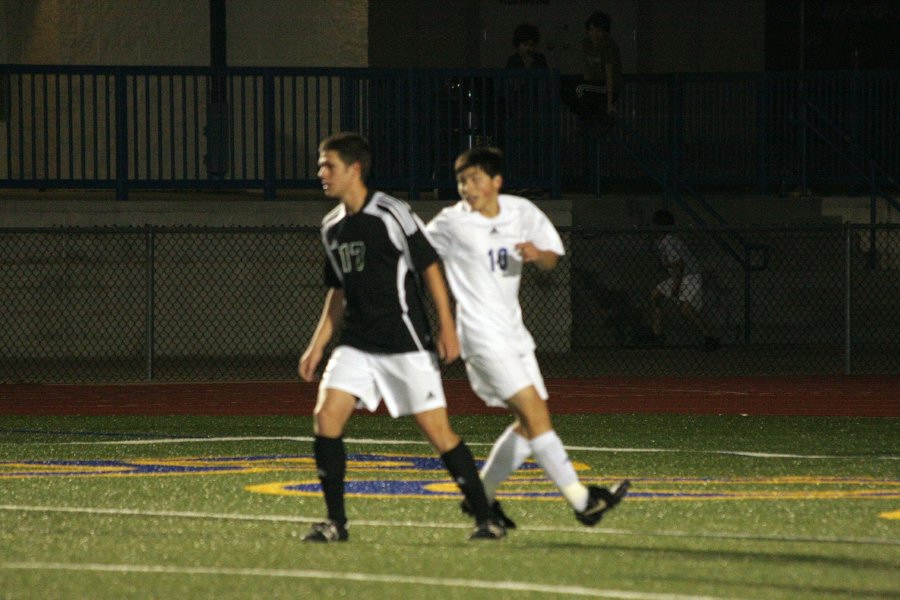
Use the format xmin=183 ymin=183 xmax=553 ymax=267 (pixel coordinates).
xmin=426 ymin=194 xmax=565 ymax=358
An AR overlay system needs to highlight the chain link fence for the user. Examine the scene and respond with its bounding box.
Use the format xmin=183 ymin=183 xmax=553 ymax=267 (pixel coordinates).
xmin=2 ymin=224 xmax=898 ymax=383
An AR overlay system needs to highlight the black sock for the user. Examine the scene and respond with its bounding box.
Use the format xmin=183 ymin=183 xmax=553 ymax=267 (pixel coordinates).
xmin=441 ymin=441 xmax=492 ymax=523
xmin=313 ymin=435 xmax=347 ymax=525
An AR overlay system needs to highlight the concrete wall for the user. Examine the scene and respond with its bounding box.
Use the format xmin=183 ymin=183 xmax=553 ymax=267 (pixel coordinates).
xmin=0 ymin=0 xmax=10 ymax=63
xmin=821 ymin=196 xmax=900 ymax=271
xmin=1 ymin=0 xmax=763 ymax=72
xmin=1 ymin=0 xmax=368 ymax=67
xmin=368 ymin=0 xmax=480 ymax=68
xmin=3 ymin=0 xmax=210 ymax=65
xmin=635 ymin=0 xmax=765 ymax=73
xmin=227 ymin=0 xmax=367 ymax=67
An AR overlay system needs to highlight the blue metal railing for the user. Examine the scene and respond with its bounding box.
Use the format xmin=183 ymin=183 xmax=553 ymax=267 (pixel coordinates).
xmin=3 ymin=66 xmax=899 ymax=198
xmin=0 ymin=65 xmax=562 ymax=199
xmin=584 ymin=70 xmax=900 ymax=192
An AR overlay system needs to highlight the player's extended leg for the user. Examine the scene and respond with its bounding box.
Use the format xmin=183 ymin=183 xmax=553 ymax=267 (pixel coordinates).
xmin=458 ymin=422 xmax=528 ymax=529
xmin=303 ymin=387 xmax=356 ymax=542
xmin=479 ymin=422 xmax=533 ymax=501
xmin=415 ymin=407 xmax=505 ymax=540
xmin=507 ymin=386 xmax=588 ymax=506
xmin=508 ymin=386 xmax=629 ymax=526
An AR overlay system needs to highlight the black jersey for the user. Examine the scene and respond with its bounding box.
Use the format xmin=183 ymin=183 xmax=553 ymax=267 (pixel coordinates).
xmin=320 ymin=191 xmax=439 ymax=354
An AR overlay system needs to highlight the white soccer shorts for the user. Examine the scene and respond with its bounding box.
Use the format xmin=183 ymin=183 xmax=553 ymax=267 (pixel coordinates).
xmin=320 ymin=345 xmax=447 ymax=417
xmin=656 ymin=273 xmax=703 ymax=309
xmin=464 ymin=351 xmax=549 ymax=408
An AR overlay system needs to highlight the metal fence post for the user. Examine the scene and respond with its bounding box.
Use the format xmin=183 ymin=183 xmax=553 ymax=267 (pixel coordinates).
xmin=407 ymin=69 xmax=419 ymax=200
xmin=798 ymin=74 xmax=808 ymax=193
xmin=670 ymin=74 xmax=683 ymax=186
xmin=262 ymin=72 xmax=276 ymax=200
xmin=743 ymin=255 xmax=752 ymax=344
xmin=756 ymin=72 xmax=768 ymax=193
xmin=868 ymin=161 xmax=878 ymax=268
xmin=114 ymin=68 xmax=129 ymax=201
xmin=146 ymin=226 xmax=156 ymax=381
xmin=845 ymin=224 xmax=852 ymax=374
xmin=340 ymin=72 xmax=358 ymax=132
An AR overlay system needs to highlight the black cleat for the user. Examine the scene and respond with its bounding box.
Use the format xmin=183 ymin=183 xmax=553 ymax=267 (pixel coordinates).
xmin=468 ymin=519 xmax=506 ymax=540
xmin=460 ymin=498 xmax=517 ymax=529
xmin=302 ymin=520 xmax=349 ymax=542
xmin=575 ymin=480 xmax=630 ymax=526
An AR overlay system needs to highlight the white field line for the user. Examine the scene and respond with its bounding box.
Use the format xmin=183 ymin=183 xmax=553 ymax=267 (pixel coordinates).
xmin=1 ymin=504 xmax=897 ymax=547
xmin=17 ymin=435 xmax=899 ymax=460
xmin=0 ymin=561 xmax=737 ymax=600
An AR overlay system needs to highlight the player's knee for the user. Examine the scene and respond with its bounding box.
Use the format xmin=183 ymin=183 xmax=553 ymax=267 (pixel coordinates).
xmin=414 ymin=411 xmax=459 ymax=453
xmin=521 ymin=415 xmax=553 ymax=439
xmin=313 ymin=399 xmax=351 ymax=436
xmin=313 ymin=412 xmax=342 ymax=437
xmin=510 ymin=395 xmax=552 ymax=439
xmin=427 ymin=429 xmax=460 ymax=454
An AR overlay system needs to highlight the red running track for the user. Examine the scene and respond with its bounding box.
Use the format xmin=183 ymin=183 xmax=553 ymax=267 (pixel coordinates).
xmin=1 ymin=376 xmax=899 ymax=417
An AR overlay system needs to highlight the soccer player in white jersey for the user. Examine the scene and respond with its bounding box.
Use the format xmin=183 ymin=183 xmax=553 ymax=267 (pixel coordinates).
xmin=426 ymin=146 xmax=629 ymax=528
xmin=298 ymin=133 xmax=503 ymax=542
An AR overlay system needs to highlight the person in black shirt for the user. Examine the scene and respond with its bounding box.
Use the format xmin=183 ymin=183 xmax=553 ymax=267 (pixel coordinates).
xmin=298 ymin=132 xmax=503 ymax=542
xmin=506 ymin=23 xmax=548 ymax=69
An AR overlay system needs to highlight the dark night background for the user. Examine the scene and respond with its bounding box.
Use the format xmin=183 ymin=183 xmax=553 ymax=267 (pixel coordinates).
xmin=766 ymin=0 xmax=900 ymax=70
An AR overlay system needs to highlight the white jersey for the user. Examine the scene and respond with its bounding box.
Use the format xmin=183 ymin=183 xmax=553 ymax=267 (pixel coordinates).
xmin=658 ymin=233 xmax=700 ymax=277
xmin=426 ymin=194 xmax=565 ymax=358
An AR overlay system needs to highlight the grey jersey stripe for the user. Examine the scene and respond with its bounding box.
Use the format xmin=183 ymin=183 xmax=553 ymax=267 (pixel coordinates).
xmin=373 ymin=193 xmax=418 ymax=235
xmin=370 ymin=195 xmax=431 ymax=352
xmin=321 ymin=204 xmax=346 ymax=286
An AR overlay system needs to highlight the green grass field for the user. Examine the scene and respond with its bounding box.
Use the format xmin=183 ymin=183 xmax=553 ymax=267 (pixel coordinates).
xmin=1 ymin=414 xmax=899 ymax=599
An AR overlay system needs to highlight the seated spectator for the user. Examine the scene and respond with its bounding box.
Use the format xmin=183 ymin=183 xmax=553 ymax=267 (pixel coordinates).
xmin=648 ymin=210 xmax=721 ymax=351
xmin=506 ymin=23 xmax=548 ymax=69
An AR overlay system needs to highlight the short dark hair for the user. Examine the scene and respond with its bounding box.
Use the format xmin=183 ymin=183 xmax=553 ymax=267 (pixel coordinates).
xmin=454 ymin=146 xmax=504 ymax=178
xmin=318 ymin=132 xmax=372 ymax=180
xmin=651 ymin=209 xmax=675 ymax=226
xmin=585 ymin=10 xmax=611 ymax=33
xmin=512 ymin=22 xmax=540 ymax=47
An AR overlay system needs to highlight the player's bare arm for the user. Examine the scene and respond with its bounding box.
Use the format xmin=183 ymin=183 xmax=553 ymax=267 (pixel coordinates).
xmin=298 ymin=288 xmax=345 ymax=381
xmin=515 ymin=241 xmax=559 ymax=271
xmin=422 ymin=262 xmax=460 ymax=363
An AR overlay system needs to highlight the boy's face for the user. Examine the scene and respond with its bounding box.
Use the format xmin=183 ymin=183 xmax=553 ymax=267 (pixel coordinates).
xmin=517 ymin=38 xmax=538 ymax=57
xmin=456 ymin=165 xmax=502 ymax=215
xmin=317 ymin=150 xmax=357 ymax=199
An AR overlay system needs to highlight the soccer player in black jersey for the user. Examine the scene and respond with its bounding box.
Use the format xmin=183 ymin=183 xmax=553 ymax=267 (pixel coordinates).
xmin=298 ymin=132 xmax=503 ymax=542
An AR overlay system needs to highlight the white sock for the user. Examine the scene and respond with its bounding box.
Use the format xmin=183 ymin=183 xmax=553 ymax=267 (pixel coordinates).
xmin=530 ymin=430 xmax=589 ymax=511
xmin=480 ymin=425 xmax=532 ymax=500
